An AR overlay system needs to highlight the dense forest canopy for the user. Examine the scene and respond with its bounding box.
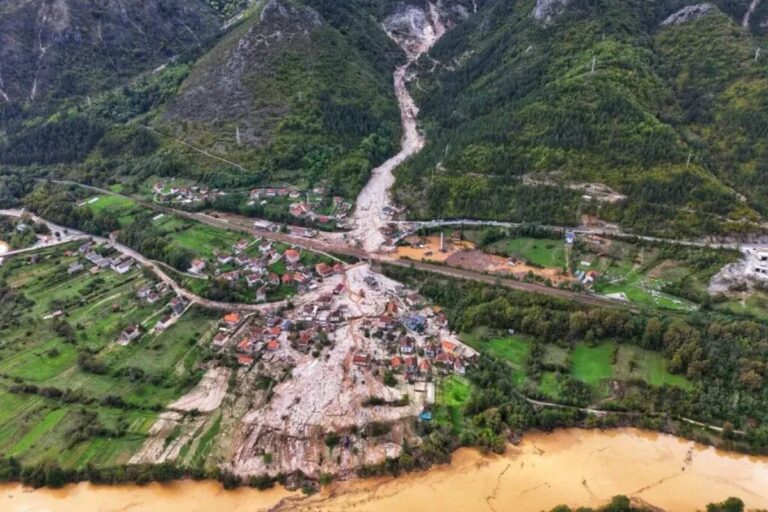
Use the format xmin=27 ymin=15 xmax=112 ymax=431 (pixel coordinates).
xmin=394 ymin=0 xmax=768 ymax=236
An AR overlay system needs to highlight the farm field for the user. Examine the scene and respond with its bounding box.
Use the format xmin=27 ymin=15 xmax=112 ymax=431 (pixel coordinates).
xmin=0 ymin=245 xmax=217 ymax=468
xmin=488 ymin=237 xmax=567 ymax=268
xmin=83 ymin=195 xmax=142 ymax=226
xmin=460 ymin=328 xmax=690 ymax=405
xmin=169 ymin=224 xmax=242 ymax=259
xmin=435 ymin=375 xmax=471 ymax=432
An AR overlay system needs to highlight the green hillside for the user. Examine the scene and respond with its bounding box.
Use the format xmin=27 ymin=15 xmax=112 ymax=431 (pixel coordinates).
xmin=394 ymin=0 xmax=768 ymax=236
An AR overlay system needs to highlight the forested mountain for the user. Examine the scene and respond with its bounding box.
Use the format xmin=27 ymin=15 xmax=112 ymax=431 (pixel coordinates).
xmin=0 ymin=0 xmax=407 ymax=198
xmin=0 ymin=0 xmax=221 ymax=108
xmin=3 ymin=0 xmax=768 ymax=237
xmin=154 ymin=0 xmax=405 ymax=196
xmin=395 ymin=0 xmax=768 ymax=236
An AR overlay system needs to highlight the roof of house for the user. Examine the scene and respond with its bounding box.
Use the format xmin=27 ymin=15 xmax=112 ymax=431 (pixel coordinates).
xmin=442 ymin=341 xmax=458 ymax=352
xmin=237 ymin=354 xmax=254 ymax=365
xmin=390 ymin=356 xmax=403 ymax=368
xmin=223 ymin=312 xmax=240 ymax=324
xmin=266 ymin=339 xmax=280 ymax=351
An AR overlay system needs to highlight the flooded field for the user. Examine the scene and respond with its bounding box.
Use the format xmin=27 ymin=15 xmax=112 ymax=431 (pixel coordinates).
xmin=3 ymin=428 xmax=768 ymax=512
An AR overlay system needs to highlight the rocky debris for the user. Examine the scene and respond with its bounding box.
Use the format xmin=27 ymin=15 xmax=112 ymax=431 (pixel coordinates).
xmin=533 ymin=0 xmax=571 ymax=23
xmin=708 ymin=247 xmax=768 ymax=295
xmin=383 ymin=3 xmax=447 ymax=59
xmin=660 ymin=3 xmax=716 ymax=26
xmin=351 ymin=2 xmax=468 ymax=253
xmin=130 ymin=412 xmax=207 ymax=465
xmin=230 ymin=318 xmax=418 ymax=478
xmin=168 ymin=367 xmax=231 ymax=413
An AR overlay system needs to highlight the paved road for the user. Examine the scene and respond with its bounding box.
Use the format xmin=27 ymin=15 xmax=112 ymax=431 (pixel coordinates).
xmin=397 ymin=218 xmax=757 ymax=253
xmin=40 ymin=180 xmax=641 ymax=310
xmin=0 ymin=209 xmax=283 ymax=314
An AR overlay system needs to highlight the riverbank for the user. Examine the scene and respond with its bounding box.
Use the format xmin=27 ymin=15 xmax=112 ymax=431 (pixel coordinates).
xmin=3 ymin=428 xmax=767 ymax=512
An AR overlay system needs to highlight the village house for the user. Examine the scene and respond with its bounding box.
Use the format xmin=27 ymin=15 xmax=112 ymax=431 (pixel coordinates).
xmin=234 ymin=254 xmax=251 ymax=267
xmin=189 ymin=259 xmax=206 ymax=274
xmin=435 ymin=352 xmax=454 ymax=367
xmin=237 ymin=338 xmax=255 ymax=354
xmin=285 ymin=249 xmax=301 ymax=265
xmin=403 ymin=314 xmax=426 ymax=333
xmin=353 ymin=354 xmax=371 ymax=367
xmin=256 ymin=286 xmax=267 ymax=302
xmin=136 ymin=284 xmax=151 ymax=299
xmin=289 ymin=203 xmax=311 ymax=217
xmin=441 ymin=340 xmax=458 ymax=354
xmin=213 ymin=332 xmax=229 ymax=349
xmin=146 ymin=291 xmax=160 ymax=304
xmin=297 ymin=330 xmax=313 ymax=352
xmin=217 ymin=253 xmax=233 ymax=265
xmin=220 ymin=270 xmax=240 ymax=282
xmin=404 ymin=356 xmax=418 ymax=374
xmin=390 ymin=356 xmax=403 ymax=371
xmin=399 ymin=336 xmax=415 ymax=354
xmin=378 ymin=315 xmax=398 ymax=331
xmin=169 ymin=297 xmax=186 ymax=315
xmin=266 ymin=339 xmax=280 ymax=351
xmin=259 ymin=240 xmax=273 ymax=253
xmin=68 ymin=262 xmax=84 ymax=275
xmin=315 ymin=262 xmax=333 ymax=278
xmin=112 ymin=258 xmax=132 ymax=274
xmin=234 ymin=239 xmax=250 ymax=253
xmin=155 ymin=315 xmax=174 ymax=332
xmin=246 ymin=274 xmax=262 ymax=287
xmin=119 ymin=325 xmax=141 ymax=344
xmin=238 ymin=354 xmax=254 ymax=367
xmin=223 ymin=312 xmax=241 ymax=329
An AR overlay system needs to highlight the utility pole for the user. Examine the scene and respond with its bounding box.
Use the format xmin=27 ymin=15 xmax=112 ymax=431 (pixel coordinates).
xmin=686 ymin=152 xmax=692 ymax=168
xmin=591 ymin=56 xmax=596 ymax=75
xmin=236 ymin=124 xmax=242 ymax=145
xmin=756 ymin=48 xmax=761 ymax=62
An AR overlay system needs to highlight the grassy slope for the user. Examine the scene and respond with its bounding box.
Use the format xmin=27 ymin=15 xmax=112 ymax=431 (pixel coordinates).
xmin=394 ymin=0 xmax=767 ymax=236
xmin=0 ymin=246 xmax=217 ymax=468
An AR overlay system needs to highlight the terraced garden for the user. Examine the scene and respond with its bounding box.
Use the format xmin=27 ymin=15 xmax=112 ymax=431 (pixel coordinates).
xmin=0 ymin=245 xmax=217 ymax=469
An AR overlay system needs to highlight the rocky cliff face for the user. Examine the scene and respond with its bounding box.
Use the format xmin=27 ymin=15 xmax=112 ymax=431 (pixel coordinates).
xmin=533 ymin=0 xmax=571 ymax=23
xmin=0 ymin=0 xmax=220 ymax=105
xmin=382 ymin=0 xmax=472 ymax=58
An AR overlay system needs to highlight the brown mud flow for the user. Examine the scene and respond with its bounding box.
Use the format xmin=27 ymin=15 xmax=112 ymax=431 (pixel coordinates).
xmin=3 ymin=428 xmax=768 ymax=512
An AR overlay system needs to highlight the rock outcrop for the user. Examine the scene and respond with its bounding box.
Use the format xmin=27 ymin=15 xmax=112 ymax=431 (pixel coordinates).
xmin=533 ymin=0 xmax=572 ymax=23
xmin=660 ymin=3 xmax=716 ymax=26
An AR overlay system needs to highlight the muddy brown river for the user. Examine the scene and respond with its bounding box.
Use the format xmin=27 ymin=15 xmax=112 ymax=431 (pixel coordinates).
xmin=3 ymin=429 xmax=768 ymax=512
